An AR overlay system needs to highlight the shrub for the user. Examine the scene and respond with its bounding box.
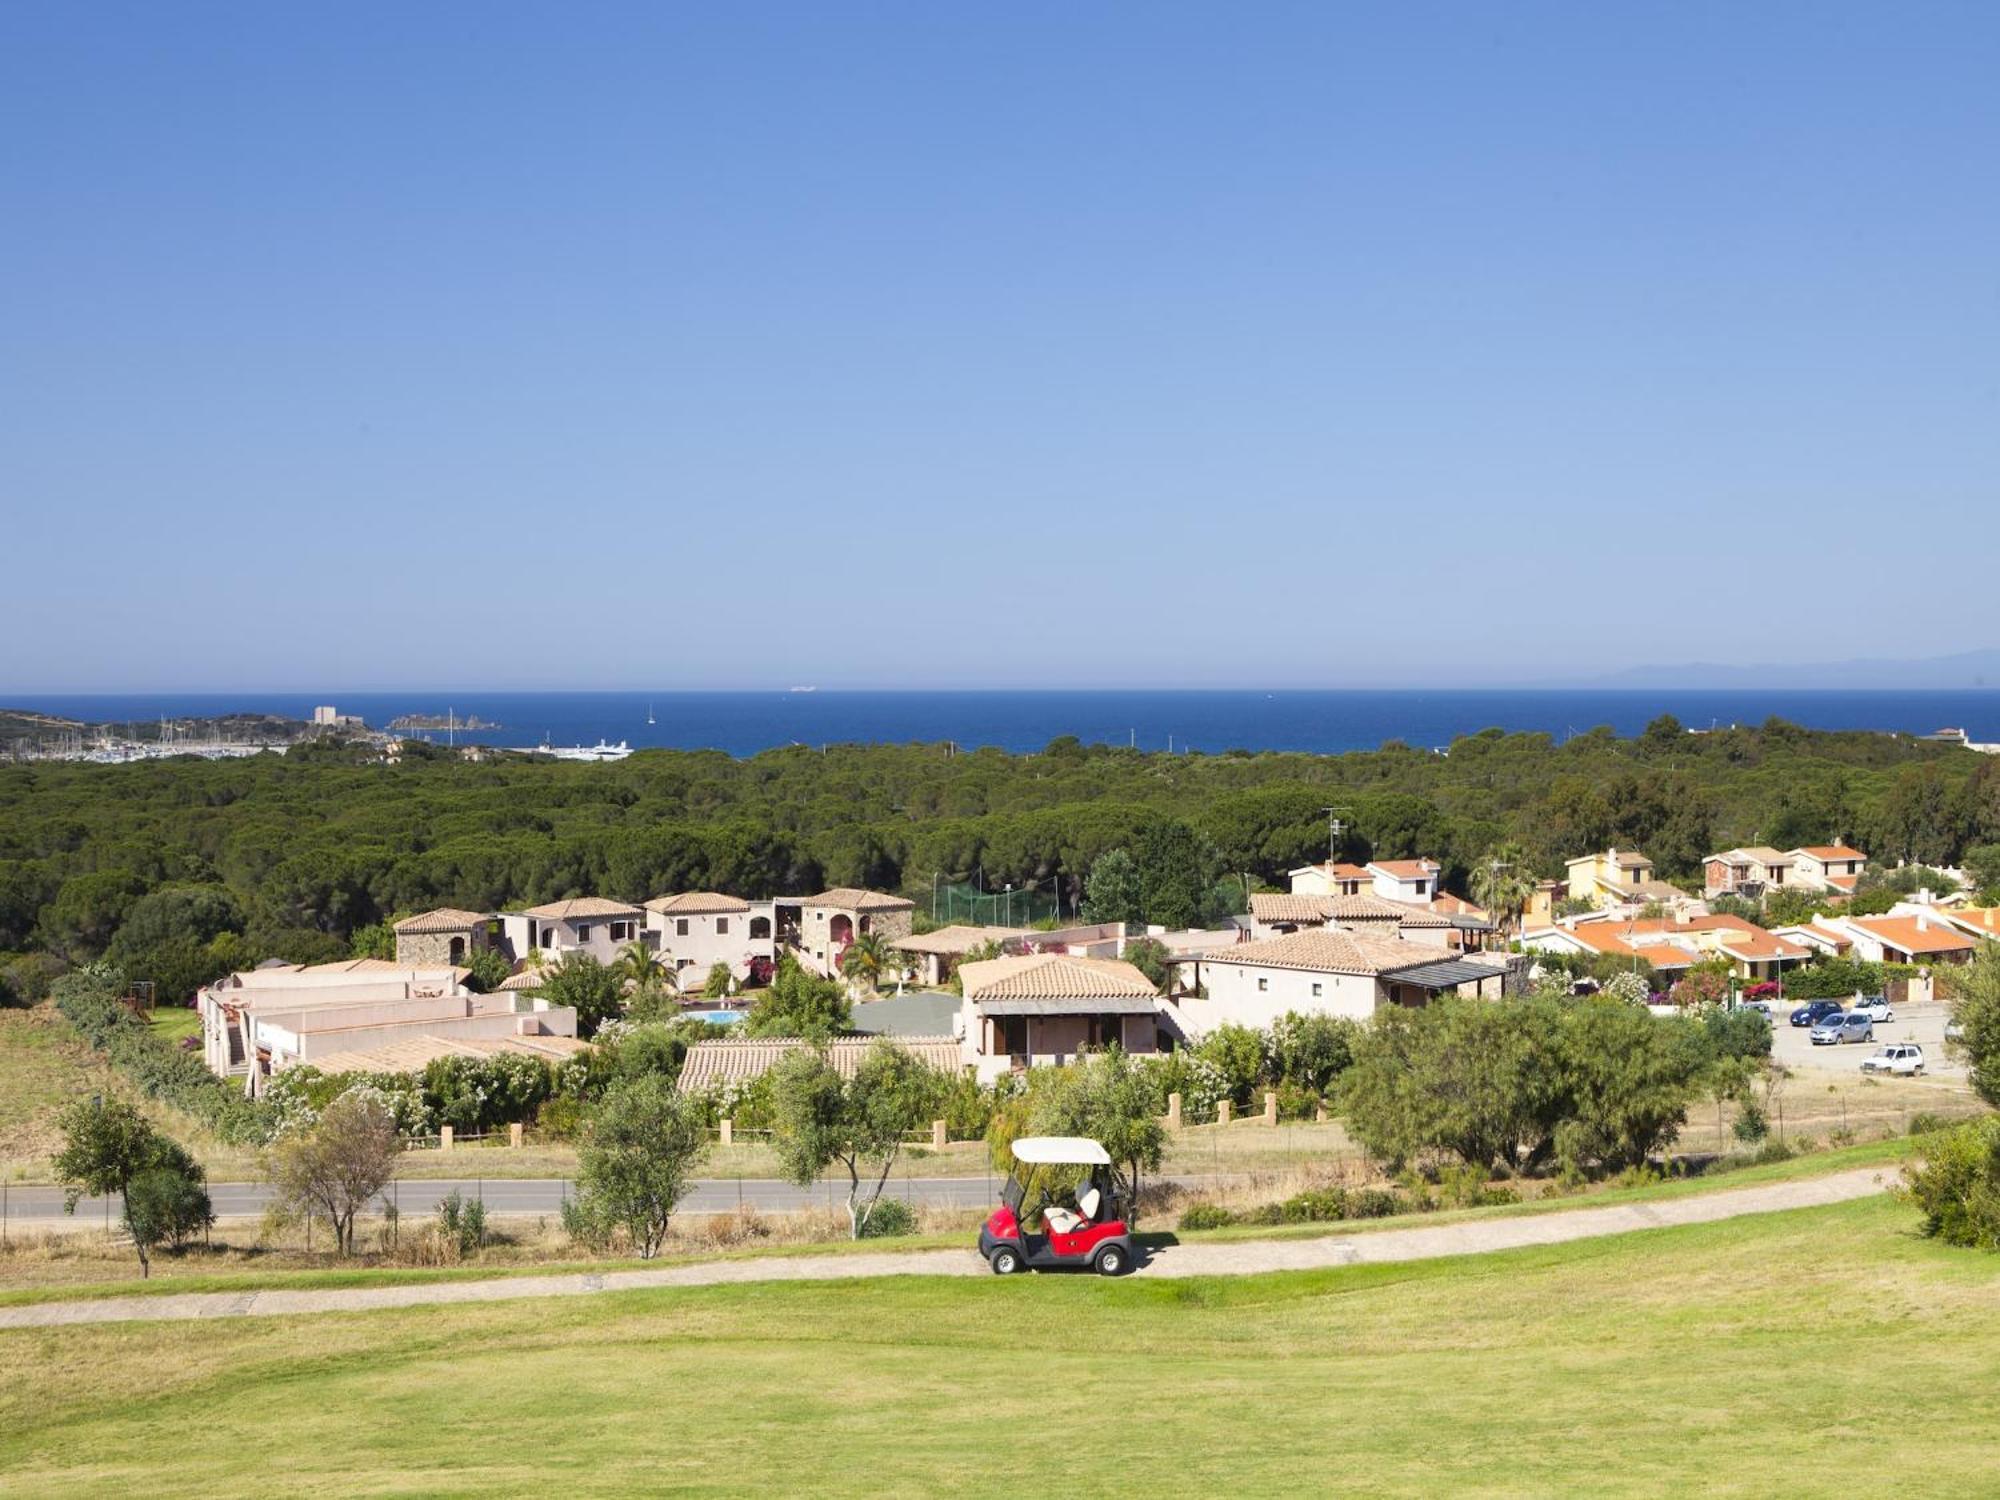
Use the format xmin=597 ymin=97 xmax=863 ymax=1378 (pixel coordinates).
xmin=1909 ymin=1112 xmax=1950 ymax=1137
xmin=1752 ymin=1139 xmax=1796 ymax=1165
xmin=1241 ymin=1203 xmax=1285 ymax=1226
xmin=1899 ymin=1117 xmax=2000 ymax=1249
xmin=856 ymin=1197 xmax=917 ymax=1239
xmin=1177 ymin=1202 xmax=1238 ymax=1230
xmin=537 ymin=1094 xmax=584 ymax=1139
xmin=1280 ymin=1188 xmax=1347 ymax=1223
xmin=436 ymin=1190 xmax=487 ymax=1256
xmin=1733 ymin=1102 xmax=1770 ymax=1143
xmin=1345 ymin=1189 xmax=1402 ymax=1220
xmin=1436 ymin=1161 xmax=1493 ymax=1209
xmin=52 ymin=970 xmax=271 ymax=1144
xmin=1196 ymin=1024 xmax=1271 ymax=1108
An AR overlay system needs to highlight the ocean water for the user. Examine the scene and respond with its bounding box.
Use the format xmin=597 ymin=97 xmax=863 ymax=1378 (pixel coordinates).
xmin=7 ymin=689 xmax=1998 ymax=758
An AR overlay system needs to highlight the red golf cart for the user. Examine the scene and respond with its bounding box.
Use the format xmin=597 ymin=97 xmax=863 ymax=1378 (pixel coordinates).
xmin=978 ymin=1137 xmax=1134 ymax=1276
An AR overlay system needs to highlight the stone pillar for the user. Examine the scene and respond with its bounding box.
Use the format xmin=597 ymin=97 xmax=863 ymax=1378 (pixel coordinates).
xmin=1166 ymin=1092 xmax=1182 ymax=1130
xmin=1218 ymin=1099 xmax=1233 ymax=1127
xmin=1264 ymin=1090 xmax=1278 ymax=1127
xmin=509 ymin=1122 xmax=523 ymax=1149
xmin=931 ymin=1118 xmax=947 ymax=1151
xmin=439 ymin=1125 xmax=453 ymax=1152
xmin=720 ymin=1117 xmax=733 ymax=1148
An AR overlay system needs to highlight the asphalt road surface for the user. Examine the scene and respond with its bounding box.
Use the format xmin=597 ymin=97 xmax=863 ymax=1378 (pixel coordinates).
xmin=3 ymin=1173 xmax=1047 ymax=1227
xmin=1769 ymin=998 xmax=1966 ymax=1078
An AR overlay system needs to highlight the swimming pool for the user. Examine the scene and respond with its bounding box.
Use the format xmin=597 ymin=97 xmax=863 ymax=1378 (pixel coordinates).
xmin=682 ymin=1008 xmax=746 ymax=1024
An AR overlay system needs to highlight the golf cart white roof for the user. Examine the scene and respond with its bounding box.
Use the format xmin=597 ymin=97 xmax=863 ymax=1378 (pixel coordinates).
xmin=1010 ymin=1136 xmax=1111 ymax=1165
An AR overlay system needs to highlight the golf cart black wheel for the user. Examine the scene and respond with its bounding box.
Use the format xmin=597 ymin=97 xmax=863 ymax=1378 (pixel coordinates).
xmin=989 ymin=1246 xmax=1023 ymax=1276
xmin=1094 ymin=1244 xmax=1129 ymax=1277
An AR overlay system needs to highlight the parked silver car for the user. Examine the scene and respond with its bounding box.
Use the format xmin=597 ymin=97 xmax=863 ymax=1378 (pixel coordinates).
xmin=1810 ymin=1012 xmax=1874 ymax=1045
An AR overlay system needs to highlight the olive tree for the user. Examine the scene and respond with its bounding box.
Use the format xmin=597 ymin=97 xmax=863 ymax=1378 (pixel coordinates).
xmin=51 ymin=1097 xmax=212 ymax=1277
xmin=267 ymin=1089 xmax=400 ymax=1256
xmin=1945 ymin=946 xmax=2000 ymax=1109
xmin=769 ymin=1040 xmax=946 ymax=1238
xmin=1025 ymin=1046 xmax=1165 ymax=1223
xmin=561 ymin=1073 xmax=709 ymax=1258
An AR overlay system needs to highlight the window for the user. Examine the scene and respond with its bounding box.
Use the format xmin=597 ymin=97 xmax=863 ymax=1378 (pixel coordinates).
xmin=1257 ymin=977 xmax=1269 ymax=992
xmin=676 ymin=918 xmax=690 ymax=937
xmin=539 ymin=926 xmax=555 ymax=948
xmin=610 ymin=921 xmax=631 ymax=941
xmin=716 ymin=917 xmax=729 ymax=935
xmin=1311 ymin=982 xmax=1323 ymax=998
xmin=576 ymin=924 xmax=592 ymax=942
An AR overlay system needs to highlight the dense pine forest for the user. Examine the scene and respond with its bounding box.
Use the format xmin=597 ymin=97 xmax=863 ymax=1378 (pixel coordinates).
xmin=2 ymin=717 xmax=1995 ymax=1002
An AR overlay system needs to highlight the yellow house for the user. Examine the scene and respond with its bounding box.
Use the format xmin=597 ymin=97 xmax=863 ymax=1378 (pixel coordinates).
xmin=1564 ymin=849 xmax=1685 ymax=910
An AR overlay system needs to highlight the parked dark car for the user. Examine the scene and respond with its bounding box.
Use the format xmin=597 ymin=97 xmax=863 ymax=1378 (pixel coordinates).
xmin=1790 ymin=998 xmax=1845 ymax=1028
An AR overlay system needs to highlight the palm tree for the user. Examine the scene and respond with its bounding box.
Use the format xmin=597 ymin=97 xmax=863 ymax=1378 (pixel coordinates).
xmin=1471 ymin=842 xmax=1537 ymax=946
xmin=839 ymin=932 xmax=896 ymax=996
xmin=614 ymin=939 xmax=669 ymax=992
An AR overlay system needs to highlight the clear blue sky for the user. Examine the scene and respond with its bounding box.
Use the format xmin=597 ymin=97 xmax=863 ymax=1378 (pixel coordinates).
xmin=3 ymin=3 xmax=1996 ymax=692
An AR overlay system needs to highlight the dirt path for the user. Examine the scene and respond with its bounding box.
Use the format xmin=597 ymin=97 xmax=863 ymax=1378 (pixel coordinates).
xmin=0 ymin=1165 xmax=1894 ymax=1330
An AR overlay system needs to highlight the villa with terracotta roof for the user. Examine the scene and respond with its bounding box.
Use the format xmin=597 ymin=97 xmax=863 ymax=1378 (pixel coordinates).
xmin=1820 ymin=911 xmax=1975 ymax=965
xmin=957 ymin=953 xmax=1168 ymax=1080
xmin=499 ymin=897 xmax=646 ymax=966
xmin=643 ymin=891 xmax=771 ymax=987
xmin=794 ymin=888 xmax=917 ymax=976
xmin=889 ymin=923 xmax=1031 ymax=987
xmin=1563 ymin=848 xmax=1693 ymax=912
xmin=1248 ymin=890 xmax=1488 ymax=950
xmin=196 ymin=963 xmax=577 ymax=1090
xmin=392 ymin=907 xmax=502 ymax=968
xmin=1703 ymin=847 xmax=1793 ymax=900
xmin=1183 ymin=929 xmax=1508 ymax=1033
xmin=1788 ymin=845 xmax=1869 ymax=893
xmin=1286 ymin=860 xmax=1373 ymax=897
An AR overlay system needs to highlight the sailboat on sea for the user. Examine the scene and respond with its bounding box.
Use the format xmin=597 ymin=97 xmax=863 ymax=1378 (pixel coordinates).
xmin=646 ymin=701 xmax=656 ymax=725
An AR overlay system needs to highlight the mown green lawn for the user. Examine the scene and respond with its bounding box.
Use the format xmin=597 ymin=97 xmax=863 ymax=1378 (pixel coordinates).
xmin=4 ymin=1194 xmax=1997 ymax=1498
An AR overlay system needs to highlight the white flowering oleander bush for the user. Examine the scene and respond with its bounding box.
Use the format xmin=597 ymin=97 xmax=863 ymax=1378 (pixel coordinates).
xmin=1602 ymin=971 xmax=1650 ymax=1005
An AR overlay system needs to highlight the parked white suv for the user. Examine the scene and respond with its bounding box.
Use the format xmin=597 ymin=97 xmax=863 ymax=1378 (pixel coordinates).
xmin=1859 ymin=1043 xmax=1924 ymax=1077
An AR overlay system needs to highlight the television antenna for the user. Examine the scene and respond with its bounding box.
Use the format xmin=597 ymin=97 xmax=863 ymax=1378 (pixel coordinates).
xmin=1322 ymin=805 xmax=1353 ymax=859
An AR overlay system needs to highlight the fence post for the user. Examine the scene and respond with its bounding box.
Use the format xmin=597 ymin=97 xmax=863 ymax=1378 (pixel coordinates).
xmin=1315 ymin=1102 xmax=1329 ymax=1124
xmin=931 ymin=1118 xmax=947 ymax=1151
xmin=440 ymin=1125 xmax=454 ymax=1152
xmin=1264 ymin=1090 xmax=1278 ymax=1127
xmin=509 ymin=1122 xmax=523 ymax=1149
xmin=1166 ymin=1091 xmax=1182 ymax=1130
xmin=720 ymin=1117 xmax=733 ymax=1149
xmin=1218 ymin=1099 xmax=1233 ymax=1127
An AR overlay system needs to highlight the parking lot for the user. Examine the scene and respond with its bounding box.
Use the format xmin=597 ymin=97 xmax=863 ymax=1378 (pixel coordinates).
xmin=1768 ymin=998 xmax=1965 ymax=1080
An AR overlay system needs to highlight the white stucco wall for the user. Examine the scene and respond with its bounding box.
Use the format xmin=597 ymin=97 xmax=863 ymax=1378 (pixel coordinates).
xmin=1191 ymin=962 xmax=1383 ymax=1033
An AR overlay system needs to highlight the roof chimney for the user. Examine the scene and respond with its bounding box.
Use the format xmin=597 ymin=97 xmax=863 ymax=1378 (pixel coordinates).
xmin=1917 ymin=911 xmax=1930 ymax=933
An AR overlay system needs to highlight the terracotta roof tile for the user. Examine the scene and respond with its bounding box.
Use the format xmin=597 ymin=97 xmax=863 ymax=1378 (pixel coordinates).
xmin=519 ymin=897 xmax=644 ymax=920
xmin=393 ymin=908 xmax=492 ymax=934
xmin=805 ymin=888 xmax=917 ymax=912
xmin=643 ymin=892 xmax=751 ymax=915
xmin=1202 ymin=929 xmax=1444 ymax=977
xmin=677 ymin=1036 xmax=961 ymax=1091
xmin=957 ymin=953 xmax=1158 ymax=1001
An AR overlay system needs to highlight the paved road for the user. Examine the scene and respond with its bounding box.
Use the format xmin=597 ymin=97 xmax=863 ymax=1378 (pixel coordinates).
xmin=0 ymin=1165 xmax=1895 ymax=1330
xmin=0 ymin=1172 xmax=1149 ymax=1227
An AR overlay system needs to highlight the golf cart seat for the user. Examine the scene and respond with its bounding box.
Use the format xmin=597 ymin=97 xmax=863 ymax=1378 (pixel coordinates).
xmin=1044 ymin=1205 xmax=1086 ymax=1234
xmin=1076 ymin=1185 xmax=1101 ymax=1221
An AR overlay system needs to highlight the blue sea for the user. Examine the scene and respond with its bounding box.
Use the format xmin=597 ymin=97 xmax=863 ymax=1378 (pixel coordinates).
xmin=8 ymin=689 xmax=1999 ymax=758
